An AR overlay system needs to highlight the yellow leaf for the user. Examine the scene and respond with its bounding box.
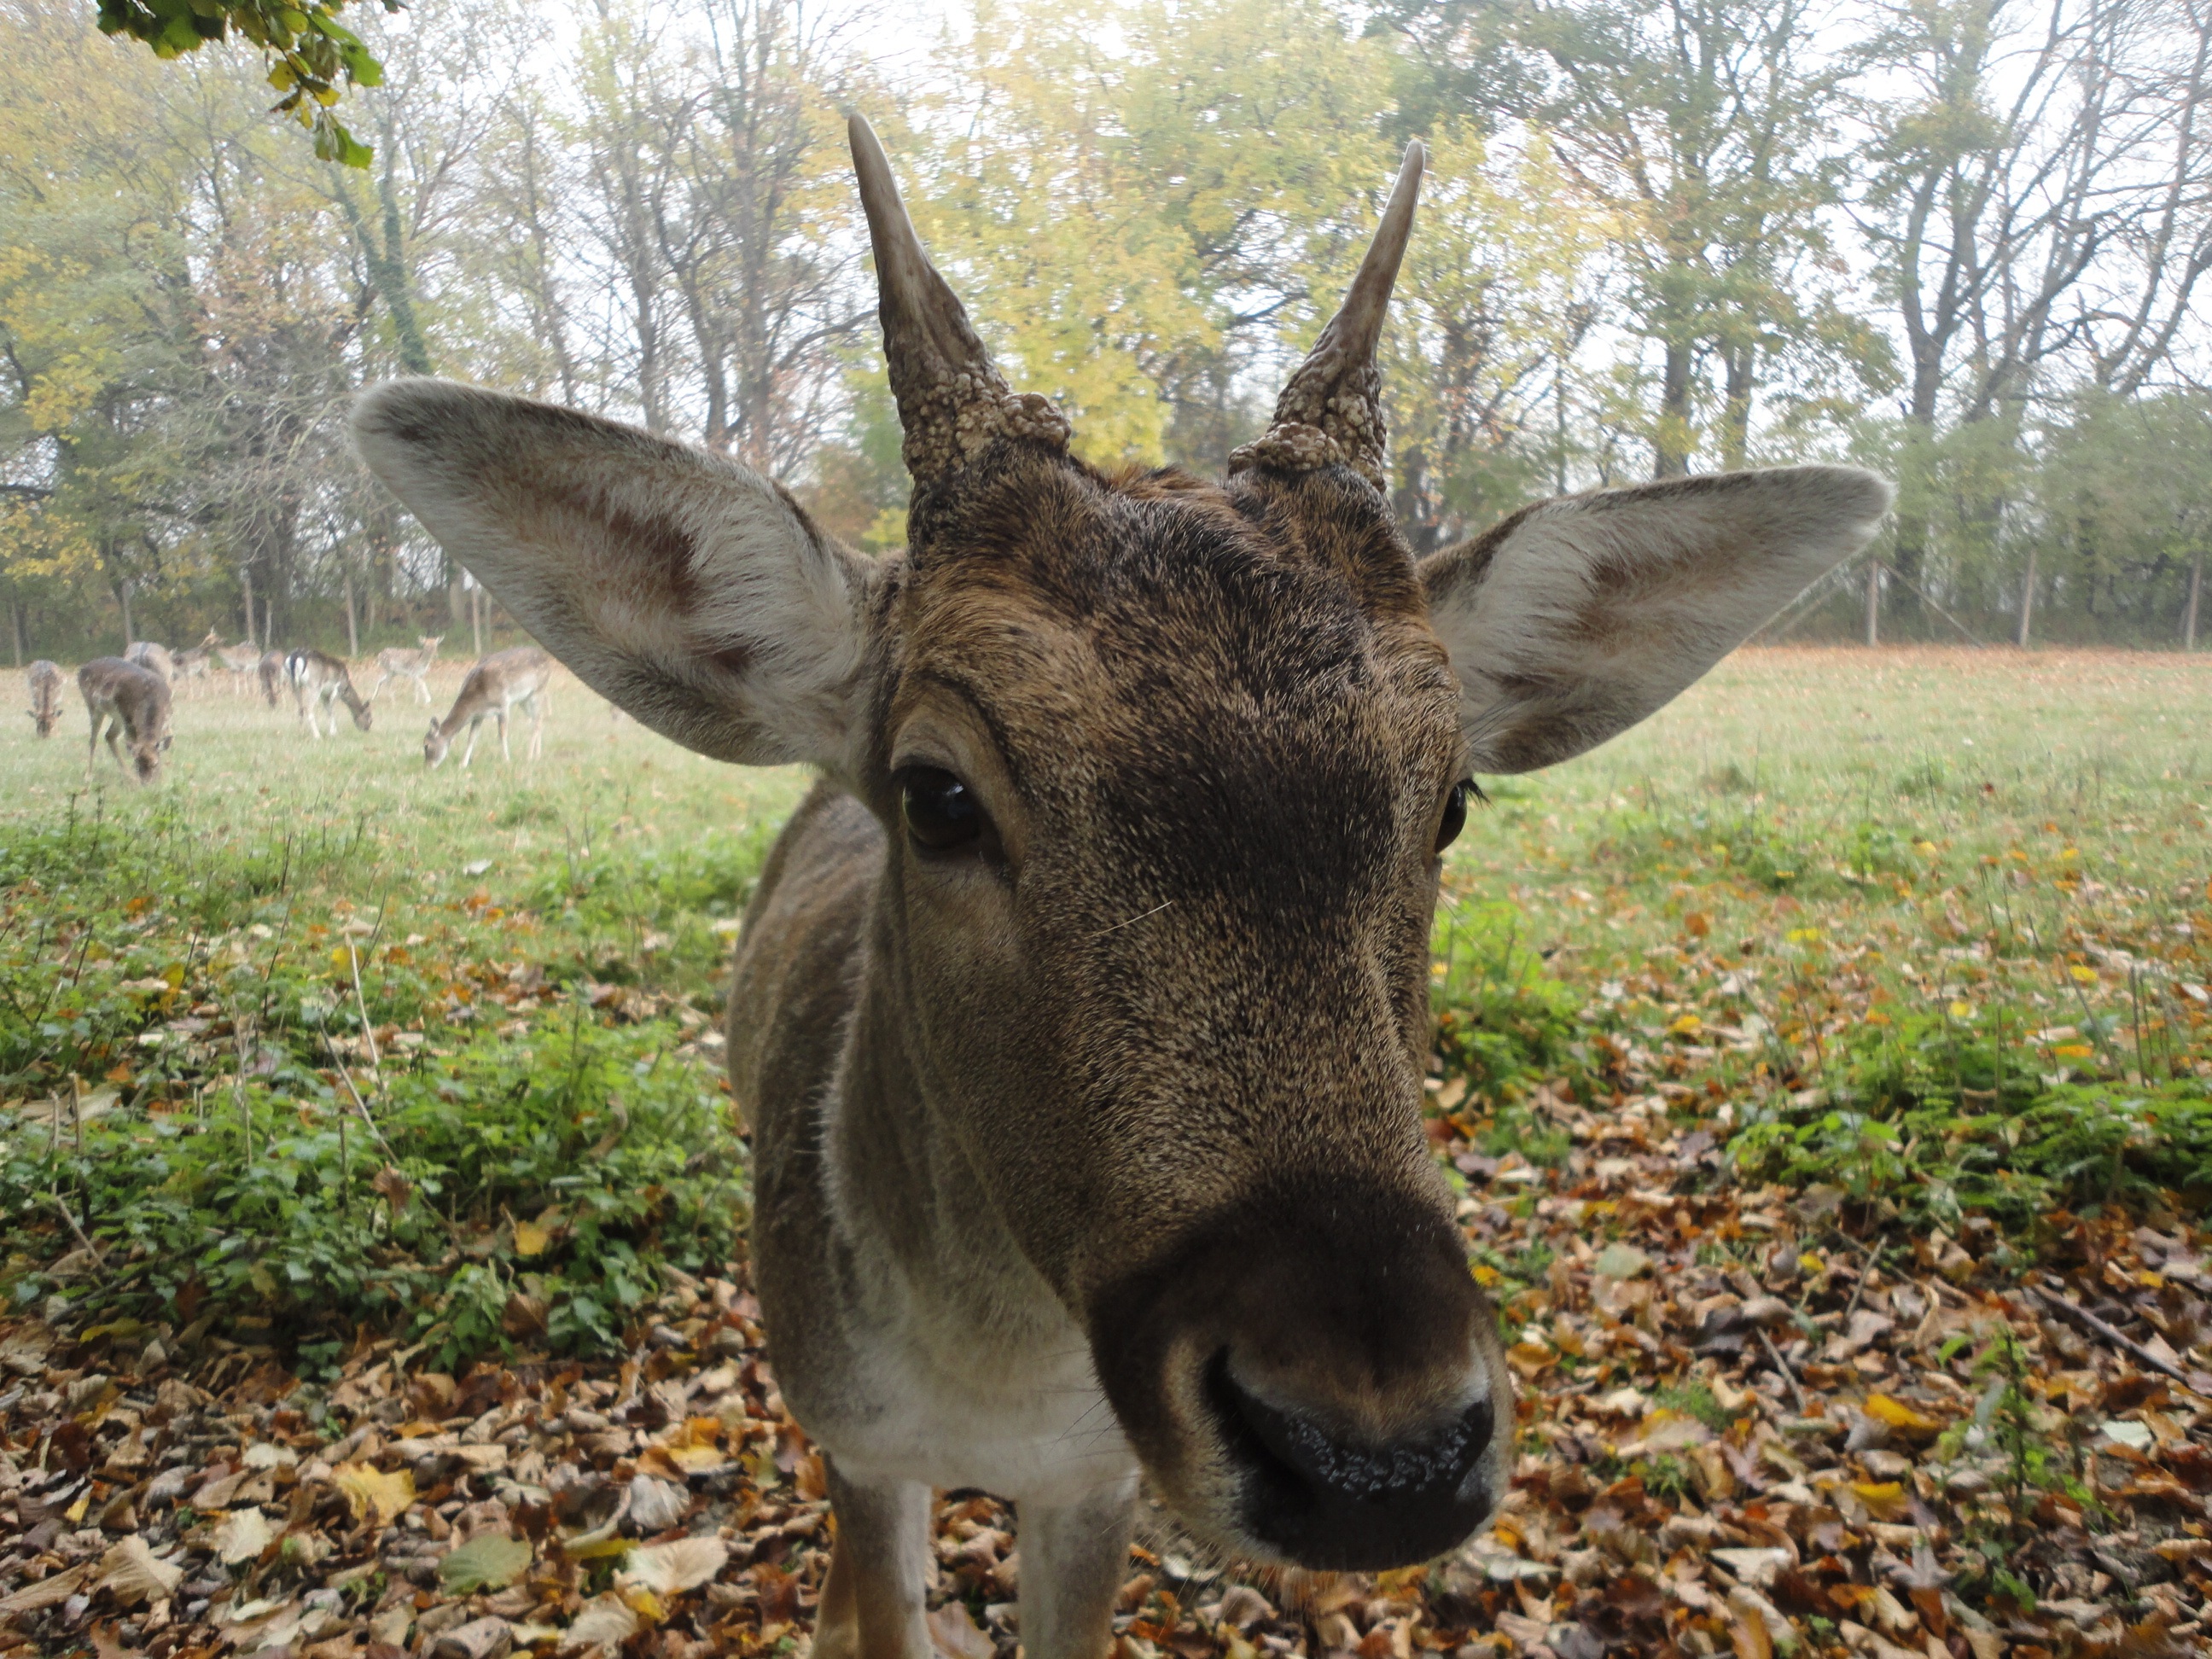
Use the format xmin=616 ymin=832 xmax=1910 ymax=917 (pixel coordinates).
xmin=1864 ymin=1394 xmax=1943 ymax=1438
xmin=513 ymin=1220 xmax=550 ymax=1257
xmin=1668 ymin=1013 xmax=1704 ymax=1036
xmin=2069 ymin=964 xmax=2098 ymax=982
xmin=1948 ymin=1001 xmax=1973 ymax=1020
xmin=2053 ymin=1044 xmax=2094 ymax=1060
xmin=1851 ymin=1481 xmax=1910 ymax=1521
xmin=333 ymin=1461 xmax=414 ymax=1528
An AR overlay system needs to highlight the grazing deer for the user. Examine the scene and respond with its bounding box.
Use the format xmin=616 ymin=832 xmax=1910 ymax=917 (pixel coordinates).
xmin=26 ymin=659 xmax=62 ymax=738
xmin=256 ymin=650 xmax=284 ymax=707
xmin=79 ymin=657 xmax=172 ymax=785
xmin=173 ymin=646 xmax=213 ymax=693
xmin=285 ymin=647 xmax=374 ymax=737
xmin=201 ymin=630 xmax=262 ymax=694
xmin=124 ymin=640 xmax=175 ymax=684
xmin=420 ymin=645 xmax=548 ymax=768
xmin=368 ymin=633 xmax=444 ymax=704
xmin=355 ymin=120 xmax=1889 ymax=1656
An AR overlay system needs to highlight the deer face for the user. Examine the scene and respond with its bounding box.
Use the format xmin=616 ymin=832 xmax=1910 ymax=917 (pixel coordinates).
xmin=352 ymin=120 xmax=1889 ymax=1572
xmin=423 ymin=720 xmax=450 ymax=768
xmin=351 ymin=699 xmax=374 ymax=732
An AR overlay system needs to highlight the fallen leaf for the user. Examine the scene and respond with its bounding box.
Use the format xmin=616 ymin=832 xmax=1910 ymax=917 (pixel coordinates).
xmin=334 ymin=1461 xmax=415 ymax=1528
xmin=96 ymin=1535 xmax=184 ymax=1605
xmin=617 ymin=1537 xmax=727 ymax=1597
xmin=215 ymin=1506 xmax=274 ymax=1565
xmin=439 ymin=1532 xmax=533 ymax=1594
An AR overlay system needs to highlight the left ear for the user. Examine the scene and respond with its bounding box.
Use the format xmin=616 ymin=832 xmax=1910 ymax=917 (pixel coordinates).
xmin=1417 ymin=468 xmax=1891 ymax=773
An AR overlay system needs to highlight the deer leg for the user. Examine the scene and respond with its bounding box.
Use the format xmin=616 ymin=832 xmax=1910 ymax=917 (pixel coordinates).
xmin=526 ymin=694 xmax=544 ymax=760
xmin=459 ymin=717 xmax=481 ymax=768
xmin=816 ymin=1462 xmax=931 ymax=1659
xmin=498 ymin=707 xmax=512 ymax=763
xmin=1017 ymin=1476 xmax=1138 ymax=1659
xmin=415 ymin=673 xmax=432 ymax=705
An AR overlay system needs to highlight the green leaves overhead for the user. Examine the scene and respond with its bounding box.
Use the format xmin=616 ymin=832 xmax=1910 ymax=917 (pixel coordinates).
xmin=93 ymin=0 xmax=393 ymax=166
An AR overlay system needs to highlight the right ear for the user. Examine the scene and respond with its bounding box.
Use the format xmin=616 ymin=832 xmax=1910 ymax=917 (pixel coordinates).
xmin=352 ymin=379 xmax=879 ymax=771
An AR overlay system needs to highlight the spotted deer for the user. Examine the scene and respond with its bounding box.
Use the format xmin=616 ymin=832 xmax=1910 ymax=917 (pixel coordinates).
xmin=355 ymin=121 xmax=1889 ymax=1659
xmin=256 ymin=651 xmax=284 ymax=707
xmin=285 ymin=647 xmax=374 ymax=737
xmin=79 ymin=657 xmax=172 ymax=785
xmin=419 ymin=645 xmax=548 ymax=768
xmin=201 ymin=630 xmax=263 ymax=695
xmin=368 ymin=634 xmax=444 ymax=704
xmin=124 ymin=640 xmax=175 ymax=684
xmin=26 ymin=660 xmax=62 ymax=738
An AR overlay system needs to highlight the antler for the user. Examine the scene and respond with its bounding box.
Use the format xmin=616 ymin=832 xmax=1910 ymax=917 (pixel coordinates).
xmin=850 ymin=114 xmax=1072 ymax=486
xmin=1231 ymin=143 xmax=1426 ymax=492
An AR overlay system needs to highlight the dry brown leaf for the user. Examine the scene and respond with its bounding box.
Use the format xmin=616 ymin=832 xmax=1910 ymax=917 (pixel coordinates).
xmin=616 ymin=1537 xmax=727 ymax=1597
xmin=96 ymin=1536 xmax=184 ymax=1605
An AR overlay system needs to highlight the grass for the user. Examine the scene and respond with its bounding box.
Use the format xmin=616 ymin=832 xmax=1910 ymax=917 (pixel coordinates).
xmin=0 ymin=661 xmax=806 ymax=1369
xmin=3 ymin=645 xmax=2209 ymax=1368
xmin=1430 ymin=645 xmax=2212 ymax=1231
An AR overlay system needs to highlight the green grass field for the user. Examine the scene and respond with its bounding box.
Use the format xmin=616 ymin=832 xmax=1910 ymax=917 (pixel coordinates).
xmin=2 ymin=645 xmax=2209 ymax=1360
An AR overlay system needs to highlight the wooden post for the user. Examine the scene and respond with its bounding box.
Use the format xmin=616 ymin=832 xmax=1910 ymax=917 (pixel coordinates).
xmin=2016 ymin=544 xmax=2038 ymax=649
xmin=1863 ymin=559 xmax=1880 ymax=646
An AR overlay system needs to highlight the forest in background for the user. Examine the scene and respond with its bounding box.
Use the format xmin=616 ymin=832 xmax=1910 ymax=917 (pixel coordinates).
xmin=4 ymin=0 xmax=2212 ymax=661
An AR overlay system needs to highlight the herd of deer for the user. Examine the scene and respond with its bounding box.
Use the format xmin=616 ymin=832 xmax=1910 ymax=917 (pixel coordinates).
xmin=20 ymin=630 xmax=555 ymax=784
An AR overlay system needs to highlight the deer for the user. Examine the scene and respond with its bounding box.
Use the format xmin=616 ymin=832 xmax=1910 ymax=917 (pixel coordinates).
xmin=201 ymin=630 xmax=263 ymax=695
xmin=124 ymin=640 xmax=175 ymax=684
xmin=368 ymin=633 xmax=444 ymax=704
xmin=255 ymin=651 xmax=284 ymax=707
xmin=354 ymin=119 xmax=1889 ymax=1659
xmin=420 ymin=645 xmax=549 ymax=768
xmin=284 ymin=647 xmax=373 ymax=737
xmin=173 ymin=646 xmax=213 ymax=693
xmin=79 ymin=657 xmax=172 ymax=785
xmin=26 ymin=660 xmax=62 ymax=737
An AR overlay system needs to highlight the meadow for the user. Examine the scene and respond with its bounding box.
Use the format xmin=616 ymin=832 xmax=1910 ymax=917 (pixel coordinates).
xmin=1 ymin=646 xmax=2209 ymax=1659
xmin=3 ymin=645 xmax=2208 ymax=1357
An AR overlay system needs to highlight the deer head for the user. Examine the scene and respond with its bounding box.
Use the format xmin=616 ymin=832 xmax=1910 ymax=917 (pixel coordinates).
xmin=352 ymin=119 xmax=1888 ymax=1570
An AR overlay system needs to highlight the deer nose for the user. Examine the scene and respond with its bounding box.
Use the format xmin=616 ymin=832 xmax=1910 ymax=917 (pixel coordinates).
xmin=1207 ymin=1354 xmax=1497 ymax=1569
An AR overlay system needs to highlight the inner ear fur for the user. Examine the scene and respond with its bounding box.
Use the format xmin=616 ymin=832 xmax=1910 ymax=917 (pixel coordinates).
xmin=351 ymin=378 xmax=877 ymax=772
xmin=1419 ymin=467 xmax=1892 ymax=774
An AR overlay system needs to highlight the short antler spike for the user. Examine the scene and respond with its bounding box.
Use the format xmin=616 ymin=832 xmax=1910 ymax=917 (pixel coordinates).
xmin=849 ymin=114 xmax=1071 ymax=486
xmin=1230 ymin=142 xmax=1425 ymax=491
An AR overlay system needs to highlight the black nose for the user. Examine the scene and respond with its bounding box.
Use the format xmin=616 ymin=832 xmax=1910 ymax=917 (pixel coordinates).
xmin=1207 ymin=1353 xmax=1497 ymax=1569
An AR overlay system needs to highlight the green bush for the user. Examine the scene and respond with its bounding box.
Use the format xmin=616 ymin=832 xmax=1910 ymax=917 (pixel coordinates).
xmin=0 ymin=1016 xmax=745 ymax=1372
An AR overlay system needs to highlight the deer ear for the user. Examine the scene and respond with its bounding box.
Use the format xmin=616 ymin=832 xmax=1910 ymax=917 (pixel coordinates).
xmin=1419 ymin=468 xmax=1890 ymax=774
xmin=352 ymin=379 xmax=876 ymax=771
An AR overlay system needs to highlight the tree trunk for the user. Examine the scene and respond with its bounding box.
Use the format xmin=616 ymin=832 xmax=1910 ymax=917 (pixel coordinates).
xmin=471 ymin=584 xmax=483 ymax=657
xmin=242 ymin=563 xmax=256 ymax=650
xmin=1720 ymin=346 xmax=1754 ymax=471
xmin=344 ymin=569 xmax=359 ymax=658
xmin=1654 ymin=338 xmax=1695 ymax=480
xmin=1864 ymin=560 xmax=1881 ymax=647
xmin=9 ymin=601 xmax=21 ymax=668
xmin=2016 ymin=544 xmax=2038 ymax=649
xmin=117 ymin=581 xmax=133 ymax=649
xmin=2186 ymin=549 xmax=2204 ymax=650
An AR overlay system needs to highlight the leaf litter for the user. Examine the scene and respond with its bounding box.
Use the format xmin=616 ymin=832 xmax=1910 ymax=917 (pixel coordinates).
xmin=0 ymin=1097 xmax=2203 ymax=1659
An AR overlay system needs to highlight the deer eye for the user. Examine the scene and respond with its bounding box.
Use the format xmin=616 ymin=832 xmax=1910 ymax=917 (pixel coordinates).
xmin=1435 ymin=780 xmax=1474 ymax=855
xmin=901 ymin=766 xmax=989 ymax=853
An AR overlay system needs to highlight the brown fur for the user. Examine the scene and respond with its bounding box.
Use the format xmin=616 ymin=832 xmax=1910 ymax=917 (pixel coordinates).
xmin=79 ymin=657 xmax=172 ymax=784
xmin=26 ymin=660 xmax=61 ymax=738
xmin=352 ymin=121 xmax=1889 ymax=1659
xmin=285 ymin=648 xmax=373 ymax=737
